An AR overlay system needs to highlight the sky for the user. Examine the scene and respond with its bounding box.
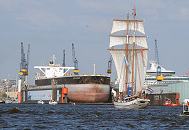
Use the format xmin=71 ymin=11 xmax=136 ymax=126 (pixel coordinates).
xmin=0 ymin=0 xmax=189 ymax=84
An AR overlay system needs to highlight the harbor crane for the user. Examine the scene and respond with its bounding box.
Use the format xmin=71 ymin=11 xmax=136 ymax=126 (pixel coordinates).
xmin=18 ymin=42 xmax=30 ymax=78
xmin=62 ymin=49 xmax=66 ymax=67
xmin=155 ymin=39 xmax=164 ymax=81
xmin=18 ymin=42 xmax=30 ymax=103
xmin=107 ymin=56 xmax=112 ymax=74
xmin=72 ymin=43 xmax=80 ymax=75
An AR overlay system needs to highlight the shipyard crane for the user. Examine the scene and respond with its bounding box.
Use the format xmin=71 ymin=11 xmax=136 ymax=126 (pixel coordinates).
xmin=18 ymin=42 xmax=30 ymax=78
xmin=27 ymin=44 xmax=30 ymax=72
xmin=72 ymin=43 xmax=80 ymax=75
xmin=62 ymin=49 xmax=66 ymax=67
xmin=17 ymin=42 xmax=30 ymax=104
xmin=107 ymin=56 xmax=112 ymax=74
xmin=155 ymin=39 xmax=164 ymax=81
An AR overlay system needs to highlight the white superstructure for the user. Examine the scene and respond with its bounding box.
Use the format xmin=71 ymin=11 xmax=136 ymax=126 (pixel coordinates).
xmin=145 ymin=62 xmax=189 ymax=92
xmin=34 ymin=61 xmax=74 ymax=79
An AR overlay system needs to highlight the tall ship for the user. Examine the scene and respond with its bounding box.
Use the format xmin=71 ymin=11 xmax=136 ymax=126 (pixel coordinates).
xmin=34 ymin=59 xmax=111 ymax=103
xmin=109 ymin=6 xmax=150 ymax=109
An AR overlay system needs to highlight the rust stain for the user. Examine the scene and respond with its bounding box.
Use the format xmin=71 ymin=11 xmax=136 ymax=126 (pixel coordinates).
xmin=68 ymin=93 xmax=109 ymax=103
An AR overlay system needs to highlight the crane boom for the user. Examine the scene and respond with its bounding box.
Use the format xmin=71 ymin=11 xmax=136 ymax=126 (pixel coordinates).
xmin=19 ymin=42 xmax=29 ymax=77
xmin=155 ymin=39 xmax=159 ymax=65
xmin=27 ymin=44 xmax=30 ymax=71
xmin=20 ymin=42 xmax=25 ymax=70
xmin=72 ymin=43 xmax=75 ymax=63
xmin=72 ymin=43 xmax=79 ymax=75
xmin=62 ymin=49 xmax=66 ymax=67
xmin=107 ymin=56 xmax=112 ymax=74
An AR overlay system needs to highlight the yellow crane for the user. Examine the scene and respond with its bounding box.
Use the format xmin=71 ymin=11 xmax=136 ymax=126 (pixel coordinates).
xmin=72 ymin=43 xmax=80 ymax=75
xmin=155 ymin=39 xmax=164 ymax=81
xmin=18 ymin=42 xmax=30 ymax=77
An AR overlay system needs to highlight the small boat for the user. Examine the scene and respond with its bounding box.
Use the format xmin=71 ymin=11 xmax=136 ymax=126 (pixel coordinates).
xmin=0 ymin=100 xmax=5 ymax=104
xmin=5 ymin=100 xmax=12 ymax=104
xmin=37 ymin=100 xmax=44 ymax=104
xmin=49 ymin=100 xmax=57 ymax=105
xmin=180 ymin=99 xmax=189 ymax=116
xmin=114 ymin=96 xmax=150 ymax=109
xmin=163 ymin=98 xmax=179 ymax=107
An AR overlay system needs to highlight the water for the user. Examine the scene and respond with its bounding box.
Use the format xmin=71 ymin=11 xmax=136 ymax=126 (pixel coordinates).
xmin=0 ymin=104 xmax=188 ymax=130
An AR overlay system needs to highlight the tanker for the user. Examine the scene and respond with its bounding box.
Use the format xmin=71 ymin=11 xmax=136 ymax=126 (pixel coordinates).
xmin=34 ymin=61 xmax=111 ymax=103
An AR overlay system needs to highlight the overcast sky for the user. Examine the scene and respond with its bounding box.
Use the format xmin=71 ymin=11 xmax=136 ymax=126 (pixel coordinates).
xmin=0 ymin=0 xmax=189 ymax=83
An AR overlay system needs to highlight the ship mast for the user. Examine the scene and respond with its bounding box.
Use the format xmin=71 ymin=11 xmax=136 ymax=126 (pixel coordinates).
xmin=125 ymin=13 xmax=129 ymax=97
xmin=131 ymin=0 xmax=137 ymax=96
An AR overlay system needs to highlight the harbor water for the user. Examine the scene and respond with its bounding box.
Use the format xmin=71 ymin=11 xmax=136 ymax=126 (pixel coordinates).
xmin=0 ymin=104 xmax=188 ymax=130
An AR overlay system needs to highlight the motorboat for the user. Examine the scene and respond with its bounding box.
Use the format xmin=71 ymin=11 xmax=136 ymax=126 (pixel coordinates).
xmin=37 ymin=100 xmax=44 ymax=104
xmin=49 ymin=100 xmax=57 ymax=105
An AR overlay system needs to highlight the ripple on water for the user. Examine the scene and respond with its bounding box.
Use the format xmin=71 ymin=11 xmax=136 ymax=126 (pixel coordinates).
xmin=0 ymin=104 xmax=188 ymax=129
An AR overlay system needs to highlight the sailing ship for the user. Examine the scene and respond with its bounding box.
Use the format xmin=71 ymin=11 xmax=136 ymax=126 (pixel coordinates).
xmin=109 ymin=7 xmax=150 ymax=109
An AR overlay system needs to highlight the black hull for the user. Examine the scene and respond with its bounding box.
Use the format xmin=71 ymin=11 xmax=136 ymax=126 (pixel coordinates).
xmin=35 ymin=75 xmax=110 ymax=86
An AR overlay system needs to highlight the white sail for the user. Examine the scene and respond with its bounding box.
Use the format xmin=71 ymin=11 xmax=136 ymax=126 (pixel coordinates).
xmin=134 ymin=50 xmax=148 ymax=93
xmin=109 ymin=18 xmax=148 ymax=95
xmin=110 ymin=48 xmax=148 ymax=93
xmin=109 ymin=35 xmax=147 ymax=48
xmin=109 ymin=50 xmax=126 ymax=92
xmin=111 ymin=19 xmax=145 ymax=35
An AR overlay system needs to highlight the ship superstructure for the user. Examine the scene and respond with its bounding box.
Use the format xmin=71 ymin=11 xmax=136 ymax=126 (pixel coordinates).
xmin=145 ymin=61 xmax=189 ymax=89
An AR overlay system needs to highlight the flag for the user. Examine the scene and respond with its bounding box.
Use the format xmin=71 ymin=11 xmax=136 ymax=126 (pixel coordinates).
xmin=132 ymin=0 xmax=136 ymax=17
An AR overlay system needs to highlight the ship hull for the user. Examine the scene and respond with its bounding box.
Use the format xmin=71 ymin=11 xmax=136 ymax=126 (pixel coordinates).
xmin=35 ymin=75 xmax=111 ymax=103
xmin=66 ymin=84 xmax=110 ymax=103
